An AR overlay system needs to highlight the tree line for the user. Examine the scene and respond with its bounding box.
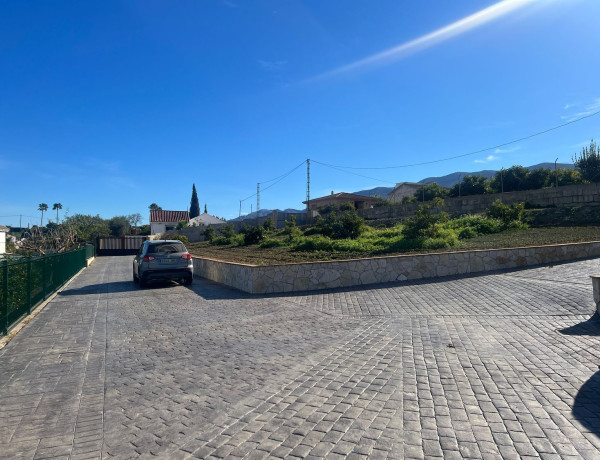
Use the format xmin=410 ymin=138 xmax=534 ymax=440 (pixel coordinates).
xmin=405 ymin=140 xmax=599 ymax=202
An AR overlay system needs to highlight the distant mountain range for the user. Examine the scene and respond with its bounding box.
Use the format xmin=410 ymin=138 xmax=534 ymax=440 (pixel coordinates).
xmin=229 ymin=208 xmax=304 ymax=221
xmin=354 ymin=162 xmax=574 ymax=197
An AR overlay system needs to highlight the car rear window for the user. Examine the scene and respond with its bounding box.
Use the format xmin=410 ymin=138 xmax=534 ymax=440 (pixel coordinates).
xmin=147 ymin=242 xmax=186 ymax=254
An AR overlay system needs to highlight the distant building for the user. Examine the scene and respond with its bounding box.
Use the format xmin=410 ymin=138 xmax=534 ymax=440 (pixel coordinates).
xmin=303 ymin=192 xmax=380 ymax=211
xmin=0 ymin=225 xmax=8 ymax=254
xmin=149 ymin=210 xmax=189 ymax=235
xmin=188 ymin=212 xmax=226 ymax=226
xmin=387 ymin=182 xmax=423 ymax=203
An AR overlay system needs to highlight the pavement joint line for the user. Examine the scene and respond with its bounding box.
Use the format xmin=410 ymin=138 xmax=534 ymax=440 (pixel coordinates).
xmin=0 ymin=262 xmax=93 ymax=351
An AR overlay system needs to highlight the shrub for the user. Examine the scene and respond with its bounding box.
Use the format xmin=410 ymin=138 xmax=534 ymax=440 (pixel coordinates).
xmin=374 ymin=199 xmax=392 ymax=207
xmin=202 ymin=226 xmax=215 ymax=242
xmin=458 ymin=227 xmax=477 ymax=239
xmin=283 ymin=215 xmax=301 ymax=240
xmin=240 ymin=225 xmax=265 ymax=245
xmin=292 ymin=235 xmax=333 ymax=252
xmin=317 ymin=203 xmax=338 ymax=215
xmin=263 ymin=218 xmax=275 ymax=232
xmin=317 ymin=210 xmax=366 ymax=239
xmin=303 ymin=226 xmax=321 ymax=236
xmin=402 ymin=200 xmax=448 ymax=239
xmin=176 ymin=220 xmax=188 ymax=230
xmin=339 ymin=202 xmax=355 ymax=211
xmin=259 ymin=238 xmax=286 ymax=248
xmin=220 ymin=224 xmax=236 ymax=238
xmin=161 ymin=233 xmax=189 ymax=246
xmin=486 ymin=200 xmax=524 ymax=224
xmin=211 ymin=236 xmax=231 ymax=245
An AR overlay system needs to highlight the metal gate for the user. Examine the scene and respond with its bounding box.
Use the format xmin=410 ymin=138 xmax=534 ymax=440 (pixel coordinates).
xmin=96 ymin=236 xmax=149 ymax=255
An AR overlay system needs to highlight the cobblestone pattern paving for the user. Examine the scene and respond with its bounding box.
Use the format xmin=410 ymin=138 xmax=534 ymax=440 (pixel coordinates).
xmin=0 ymin=256 xmax=599 ymax=459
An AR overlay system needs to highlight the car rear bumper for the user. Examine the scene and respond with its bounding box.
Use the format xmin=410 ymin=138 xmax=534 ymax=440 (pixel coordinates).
xmin=141 ymin=268 xmax=193 ymax=282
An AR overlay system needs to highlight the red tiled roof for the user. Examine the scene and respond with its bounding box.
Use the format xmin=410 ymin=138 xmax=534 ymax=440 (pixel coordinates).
xmin=149 ymin=210 xmax=190 ymax=223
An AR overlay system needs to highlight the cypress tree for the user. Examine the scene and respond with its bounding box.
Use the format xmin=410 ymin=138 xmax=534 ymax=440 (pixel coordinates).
xmin=204 ymin=203 xmax=207 ymax=214
xmin=190 ymin=184 xmax=200 ymax=218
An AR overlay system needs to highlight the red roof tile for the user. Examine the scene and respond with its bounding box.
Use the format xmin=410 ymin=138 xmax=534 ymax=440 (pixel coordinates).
xmin=149 ymin=210 xmax=190 ymax=223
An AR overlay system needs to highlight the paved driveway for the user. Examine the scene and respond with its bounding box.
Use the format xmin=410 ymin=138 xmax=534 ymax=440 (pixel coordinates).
xmin=0 ymin=256 xmax=599 ymax=459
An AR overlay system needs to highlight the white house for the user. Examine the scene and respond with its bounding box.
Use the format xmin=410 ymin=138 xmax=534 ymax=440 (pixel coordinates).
xmin=150 ymin=210 xmax=190 ymax=235
xmin=386 ymin=182 xmax=423 ymax=203
xmin=0 ymin=225 xmax=8 ymax=255
xmin=188 ymin=212 xmax=226 ymax=227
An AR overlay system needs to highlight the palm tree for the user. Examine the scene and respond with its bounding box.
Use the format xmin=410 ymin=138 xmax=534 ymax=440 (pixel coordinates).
xmin=52 ymin=203 xmax=62 ymax=223
xmin=38 ymin=203 xmax=48 ymax=226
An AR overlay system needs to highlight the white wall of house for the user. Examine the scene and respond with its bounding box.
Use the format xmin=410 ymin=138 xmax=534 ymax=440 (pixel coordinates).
xmin=150 ymin=222 xmax=178 ymax=234
xmin=0 ymin=231 xmax=6 ymax=255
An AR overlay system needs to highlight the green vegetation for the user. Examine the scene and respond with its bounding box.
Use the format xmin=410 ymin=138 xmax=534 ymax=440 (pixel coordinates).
xmin=189 ymin=184 xmax=200 ymax=218
xmin=193 ymin=201 xmax=540 ymax=264
xmin=573 ymin=139 xmax=600 ymax=182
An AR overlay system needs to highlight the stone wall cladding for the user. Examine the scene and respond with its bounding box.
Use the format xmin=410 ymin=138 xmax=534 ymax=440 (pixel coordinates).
xmin=362 ymin=182 xmax=600 ymax=220
xmin=193 ymin=241 xmax=600 ymax=294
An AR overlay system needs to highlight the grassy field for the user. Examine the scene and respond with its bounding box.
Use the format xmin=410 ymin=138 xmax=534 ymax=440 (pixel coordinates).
xmin=188 ymin=226 xmax=600 ymax=265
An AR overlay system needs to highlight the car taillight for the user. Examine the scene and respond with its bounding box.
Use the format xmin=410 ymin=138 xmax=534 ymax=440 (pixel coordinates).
xmin=181 ymin=253 xmax=192 ymax=260
xmin=142 ymin=255 xmax=155 ymax=262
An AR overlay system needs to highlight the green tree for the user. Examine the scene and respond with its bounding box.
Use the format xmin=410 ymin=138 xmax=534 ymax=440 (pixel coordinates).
xmin=64 ymin=214 xmax=110 ymax=241
xmin=402 ymin=199 xmax=448 ymax=239
xmin=449 ymin=175 xmax=489 ymax=197
xmin=108 ymin=216 xmax=131 ymax=236
xmin=38 ymin=203 xmax=48 ymax=226
xmin=52 ymin=203 xmax=62 ymax=223
xmin=490 ymin=166 xmax=529 ymax=193
xmin=557 ymin=167 xmax=582 ymax=186
xmin=128 ymin=213 xmax=142 ymax=229
xmin=414 ymin=183 xmax=449 ymax=201
xmin=522 ymin=168 xmax=551 ymax=190
xmin=190 ymin=184 xmax=200 ymax=218
xmin=204 ymin=203 xmax=207 ymax=214
xmin=149 ymin=203 xmax=162 ymax=211
xmin=573 ymin=140 xmax=600 ymax=182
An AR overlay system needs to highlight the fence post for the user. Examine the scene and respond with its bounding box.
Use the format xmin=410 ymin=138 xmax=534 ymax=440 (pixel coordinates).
xmin=27 ymin=258 xmax=32 ymax=315
xmin=2 ymin=260 xmax=8 ymax=336
xmin=42 ymin=255 xmax=47 ymax=301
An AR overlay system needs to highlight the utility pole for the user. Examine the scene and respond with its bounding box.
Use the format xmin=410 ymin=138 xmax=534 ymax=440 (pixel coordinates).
xmin=500 ymin=168 xmax=504 ymax=198
xmin=19 ymin=215 xmax=22 ymax=228
xmin=555 ymin=157 xmax=559 ymax=188
xmin=239 ymin=200 xmax=242 ymax=218
xmin=251 ymin=204 xmax=253 ymax=215
xmin=306 ymin=159 xmax=310 ymax=217
xmin=257 ymin=183 xmax=260 ymax=214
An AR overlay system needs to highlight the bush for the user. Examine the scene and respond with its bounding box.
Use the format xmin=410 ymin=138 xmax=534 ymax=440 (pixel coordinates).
xmin=202 ymin=226 xmax=215 ymax=242
xmin=211 ymin=236 xmax=231 ymax=245
xmin=161 ymin=233 xmax=189 ymax=246
xmin=176 ymin=220 xmax=188 ymax=230
xmin=458 ymin=227 xmax=477 ymax=239
xmin=283 ymin=215 xmax=301 ymax=240
xmin=339 ymin=202 xmax=355 ymax=211
xmin=263 ymin=218 xmax=275 ymax=232
xmin=402 ymin=200 xmax=448 ymax=239
xmin=220 ymin=224 xmax=236 ymax=238
xmin=292 ymin=235 xmax=334 ymax=252
xmin=486 ymin=200 xmax=524 ymax=224
xmin=259 ymin=238 xmax=286 ymax=248
xmin=317 ymin=203 xmax=338 ymax=215
xmin=374 ymin=199 xmax=393 ymax=207
xmin=317 ymin=210 xmax=366 ymax=240
xmin=240 ymin=225 xmax=265 ymax=245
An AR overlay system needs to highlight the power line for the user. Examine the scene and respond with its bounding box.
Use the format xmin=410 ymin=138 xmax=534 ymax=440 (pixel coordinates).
xmin=312 ymin=160 xmax=396 ymax=185
xmin=240 ymin=160 xmax=306 ymax=202
xmin=314 ymin=110 xmax=600 ymax=170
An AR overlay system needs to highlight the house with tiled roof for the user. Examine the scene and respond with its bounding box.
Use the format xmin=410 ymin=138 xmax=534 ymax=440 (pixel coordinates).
xmin=303 ymin=192 xmax=380 ymax=212
xmin=149 ymin=210 xmax=189 ymax=235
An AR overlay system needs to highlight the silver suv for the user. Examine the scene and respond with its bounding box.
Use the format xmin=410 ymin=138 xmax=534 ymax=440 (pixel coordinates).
xmin=133 ymin=240 xmax=193 ymax=287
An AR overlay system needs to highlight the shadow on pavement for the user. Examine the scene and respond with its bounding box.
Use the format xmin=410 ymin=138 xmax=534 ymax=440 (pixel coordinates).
xmin=59 ymin=280 xmax=178 ymax=296
xmin=559 ymin=313 xmax=600 ymax=336
xmin=573 ymin=368 xmax=600 ymax=438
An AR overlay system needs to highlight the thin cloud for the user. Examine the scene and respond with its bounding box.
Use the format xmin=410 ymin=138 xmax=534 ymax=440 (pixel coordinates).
xmin=494 ymin=146 xmax=521 ymax=154
xmin=561 ymin=97 xmax=600 ymax=122
xmin=474 ymin=155 xmax=498 ymax=164
xmin=258 ymin=60 xmax=288 ymax=71
xmin=308 ymin=0 xmax=536 ymax=82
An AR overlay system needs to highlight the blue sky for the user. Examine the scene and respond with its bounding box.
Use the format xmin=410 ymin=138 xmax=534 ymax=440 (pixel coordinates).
xmin=1 ymin=0 xmax=599 ymax=226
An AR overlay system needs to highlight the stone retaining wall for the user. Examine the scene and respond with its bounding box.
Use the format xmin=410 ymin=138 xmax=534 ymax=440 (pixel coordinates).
xmin=193 ymin=241 xmax=600 ymax=294
xmin=361 ymin=182 xmax=600 ymax=220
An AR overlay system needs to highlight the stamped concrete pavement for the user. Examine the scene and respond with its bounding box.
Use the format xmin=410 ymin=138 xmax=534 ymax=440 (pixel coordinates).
xmin=0 ymin=255 xmax=599 ymax=459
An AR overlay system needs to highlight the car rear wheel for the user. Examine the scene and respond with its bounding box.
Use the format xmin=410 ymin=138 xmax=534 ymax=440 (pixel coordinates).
xmin=184 ymin=276 xmax=193 ymax=286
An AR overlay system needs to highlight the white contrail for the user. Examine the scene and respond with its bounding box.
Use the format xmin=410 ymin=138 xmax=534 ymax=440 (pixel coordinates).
xmin=309 ymin=0 xmax=536 ymax=82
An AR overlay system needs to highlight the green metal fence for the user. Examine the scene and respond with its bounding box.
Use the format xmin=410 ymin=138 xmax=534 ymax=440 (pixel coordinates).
xmin=0 ymin=245 xmax=94 ymax=336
